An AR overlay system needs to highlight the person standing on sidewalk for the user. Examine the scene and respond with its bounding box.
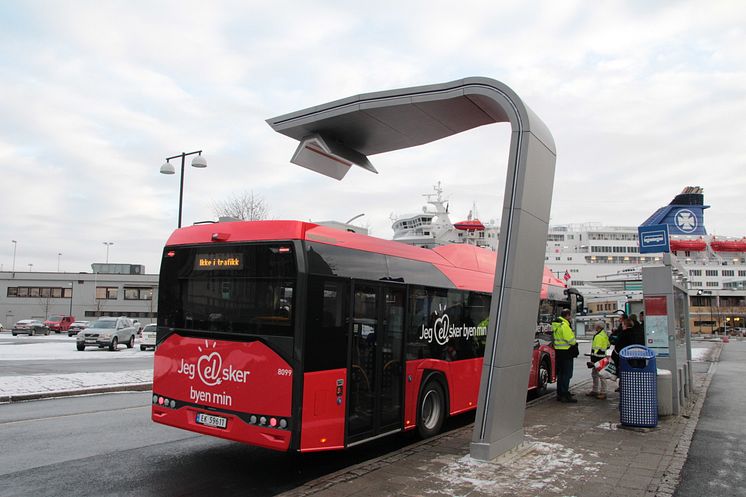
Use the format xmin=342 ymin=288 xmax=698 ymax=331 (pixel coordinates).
xmin=553 ymin=309 xmax=578 ymax=403
xmin=587 ymin=321 xmax=611 ymax=400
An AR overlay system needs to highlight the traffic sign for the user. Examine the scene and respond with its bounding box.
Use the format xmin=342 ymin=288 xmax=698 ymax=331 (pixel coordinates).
xmin=638 ymin=224 xmax=670 ymax=254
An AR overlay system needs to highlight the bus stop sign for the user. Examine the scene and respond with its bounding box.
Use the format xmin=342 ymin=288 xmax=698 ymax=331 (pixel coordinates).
xmin=638 ymin=224 xmax=670 ymax=254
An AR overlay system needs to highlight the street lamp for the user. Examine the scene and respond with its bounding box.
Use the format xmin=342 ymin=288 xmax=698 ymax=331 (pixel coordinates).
xmin=160 ymin=150 xmax=207 ymax=228
xmin=27 ymin=263 xmax=33 ymax=272
xmin=11 ymin=240 xmax=17 ymax=272
xmin=103 ymin=242 xmax=114 ymax=263
xmin=68 ymin=282 xmax=74 ymax=316
xmin=58 ymin=252 xmax=62 ymax=272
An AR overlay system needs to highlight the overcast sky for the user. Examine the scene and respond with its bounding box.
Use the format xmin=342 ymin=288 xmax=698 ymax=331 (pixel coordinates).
xmin=2 ymin=1 xmax=745 ymax=274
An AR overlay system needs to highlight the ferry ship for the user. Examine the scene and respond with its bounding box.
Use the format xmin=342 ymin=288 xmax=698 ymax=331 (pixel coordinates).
xmin=390 ymin=185 xmax=746 ymax=333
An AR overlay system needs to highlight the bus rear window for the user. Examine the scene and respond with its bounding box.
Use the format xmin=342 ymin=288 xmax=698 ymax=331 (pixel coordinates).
xmin=158 ymin=244 xmax=296 ymax=336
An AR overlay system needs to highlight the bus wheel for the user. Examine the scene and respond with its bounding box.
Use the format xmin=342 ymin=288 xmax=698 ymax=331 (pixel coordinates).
xmin=417 ymin=380 xmax=446 ymax=439
xmin=536 ymin=358 xmax=550 ymax=396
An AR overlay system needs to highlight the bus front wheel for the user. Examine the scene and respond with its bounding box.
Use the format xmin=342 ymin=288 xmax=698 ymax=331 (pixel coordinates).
xmin=536 ymin=358 xmax=551 ymax=396
xmin=417 ymin=379 xmax=446 ymax=439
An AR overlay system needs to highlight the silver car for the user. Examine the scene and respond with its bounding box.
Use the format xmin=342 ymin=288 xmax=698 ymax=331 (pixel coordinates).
xmin=140 ymin=323 xmax=157 ymax=351
xmin=76 ymin=317 xmax=137 ymax=351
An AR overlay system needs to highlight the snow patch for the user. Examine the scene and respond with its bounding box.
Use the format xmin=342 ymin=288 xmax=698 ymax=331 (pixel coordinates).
xmin=0 ymin=370 xmax=152 ymax=396
xmin=690 ymin=347 xmax=713 ymax=362
xmin=0 ymin=336 xmax=152 ymax=361
xmin=423 ymin=438 xmax=602 ymax=496
xmin=596 ymin=421 xmax=618 ymax=431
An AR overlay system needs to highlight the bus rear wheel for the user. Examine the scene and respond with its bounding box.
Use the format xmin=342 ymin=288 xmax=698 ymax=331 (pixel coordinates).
xmin=417 ymin=379 xmax=446 ymax=439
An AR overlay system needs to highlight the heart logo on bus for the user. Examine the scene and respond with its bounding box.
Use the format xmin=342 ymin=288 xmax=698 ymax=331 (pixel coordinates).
xmin=197 ymin=351 xmax=223 ymax=386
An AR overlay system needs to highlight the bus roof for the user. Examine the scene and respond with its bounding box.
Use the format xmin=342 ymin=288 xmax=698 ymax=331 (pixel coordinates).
xmin=165 ymin=220 xmax=565 ymax=296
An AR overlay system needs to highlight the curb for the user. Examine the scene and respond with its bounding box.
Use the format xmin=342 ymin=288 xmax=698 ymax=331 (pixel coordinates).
xmin=0 ymin=382 xmax=153 ymax=404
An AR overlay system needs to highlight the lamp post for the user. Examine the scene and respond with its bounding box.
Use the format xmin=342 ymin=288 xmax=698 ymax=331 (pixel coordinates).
xmin=103 ymin=242 xmax=114 ymax=263
xmin=11 ymin=240 xmax=17 ymax=272
xmin=160 ymin=151 xmax=207 ymax=228
xmin=58 ymin=252 xmax=62 ymax=272
xmin=28 ymin=263 xmax=33 ymax=272
xmin=68 ymin=282 xmax=74 ymax=316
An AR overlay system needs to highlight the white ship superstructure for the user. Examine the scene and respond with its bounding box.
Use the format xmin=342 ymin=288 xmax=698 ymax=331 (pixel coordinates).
xmin=391 ymin=183 xmax=499 ymax=250
xmin=392 ymin=185 xmax=746 ymax=293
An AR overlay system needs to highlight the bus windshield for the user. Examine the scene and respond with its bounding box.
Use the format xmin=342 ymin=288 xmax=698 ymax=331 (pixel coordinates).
xmin=157 ymin=244 xmax=297 ymax=336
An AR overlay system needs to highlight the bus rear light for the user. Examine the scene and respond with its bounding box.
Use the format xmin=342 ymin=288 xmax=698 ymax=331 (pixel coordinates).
xmin=166 ymin=251 xmax=176 ymax=257
xmin=320 ymin=438 xmax=327 ymax=443
xmin=269 ymin=417 xmax=277 ymax=427
xmin=249 ymin=415 xmax=257 ymax=425
xmin=279 ymin=419 xmax=288 ymax=429
xmin=278 ymin=247 xmax=291 ymax=253
xmin=259 ymin=416 xmax=267 ymax=426
xmin=158 ymin=397 xmax=164 ymax=405
xmin=152 ymin=395 xmax=158 ymax=404
xmin=211 ymin=232 xmax=230 ymax=241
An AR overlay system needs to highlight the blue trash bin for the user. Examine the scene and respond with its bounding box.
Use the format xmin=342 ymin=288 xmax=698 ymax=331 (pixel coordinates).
xmin=619 ymin=345 xmax=657 ymax=427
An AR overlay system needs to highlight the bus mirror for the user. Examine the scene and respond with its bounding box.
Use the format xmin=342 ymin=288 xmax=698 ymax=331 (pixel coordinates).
xmin=291 ymin=134 xmax=378 ymax=180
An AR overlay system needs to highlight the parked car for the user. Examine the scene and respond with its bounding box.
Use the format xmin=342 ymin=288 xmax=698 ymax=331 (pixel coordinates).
xmin=140 ymin=323 xmax=157 ymax=351
xmin=76 ymin=317 xmax=137 ymax=351
xmin=44 ymin=315 xmax=76 ymax=333
xmin=66 ymin=321 xmax=90 ymax=337
xmin=12 ymin=319 xmax=51 ymax=336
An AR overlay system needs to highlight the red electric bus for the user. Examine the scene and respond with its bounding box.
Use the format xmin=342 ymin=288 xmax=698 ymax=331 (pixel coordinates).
xmin=152 ymin=220 xmax=576 ymax=452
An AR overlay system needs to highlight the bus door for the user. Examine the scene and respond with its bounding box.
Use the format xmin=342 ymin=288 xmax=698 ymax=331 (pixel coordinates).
xmin=347 ymin=283 xmax=405 ymax=444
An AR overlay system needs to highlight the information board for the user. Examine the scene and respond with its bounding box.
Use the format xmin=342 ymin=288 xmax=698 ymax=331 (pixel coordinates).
xmin=644 ymin=295 xmax=669 ymax=356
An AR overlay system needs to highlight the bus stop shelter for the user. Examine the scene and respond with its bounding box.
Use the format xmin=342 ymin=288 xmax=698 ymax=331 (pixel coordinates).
xmin=267 ymin=77 xmax=556 ymax=460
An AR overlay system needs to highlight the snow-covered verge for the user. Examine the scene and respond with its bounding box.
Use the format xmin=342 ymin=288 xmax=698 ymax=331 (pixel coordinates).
xmin=0 ymin=369 xmax=152 ymax=398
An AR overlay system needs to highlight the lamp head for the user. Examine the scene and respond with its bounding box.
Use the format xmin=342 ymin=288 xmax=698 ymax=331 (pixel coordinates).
xmin=191 ymin=155 xmax=207 ymax=168
xmin=160 ymin=161 xmax=175 ymax=175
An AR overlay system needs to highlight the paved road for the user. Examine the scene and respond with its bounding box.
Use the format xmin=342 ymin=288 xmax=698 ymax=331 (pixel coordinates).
xmin=675 ymin=340 xmax=746 ymax=497
xmin=0 ymin=392 xmax=473 ymax=497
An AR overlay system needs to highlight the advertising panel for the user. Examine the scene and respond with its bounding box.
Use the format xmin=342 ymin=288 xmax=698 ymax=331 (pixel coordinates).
xmin=644 ymin=295 xmax=669 ymax=356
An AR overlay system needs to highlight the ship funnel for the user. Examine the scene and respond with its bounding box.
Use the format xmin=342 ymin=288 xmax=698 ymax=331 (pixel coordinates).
xmin=640 ymin=186 xmax=709 ymax=235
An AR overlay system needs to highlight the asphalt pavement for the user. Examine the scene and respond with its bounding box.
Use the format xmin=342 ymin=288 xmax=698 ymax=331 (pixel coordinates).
xmin=675 ymin=339 xmax=746 ymax=497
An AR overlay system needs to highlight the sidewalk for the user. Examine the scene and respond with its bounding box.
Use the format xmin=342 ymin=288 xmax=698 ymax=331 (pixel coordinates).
xmin=281 ymin=343 xmax=722 ymax=497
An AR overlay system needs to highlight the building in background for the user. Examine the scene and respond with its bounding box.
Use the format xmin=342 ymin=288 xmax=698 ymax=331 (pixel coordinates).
xmin=0 ymin=263 xmax=157 ymax=329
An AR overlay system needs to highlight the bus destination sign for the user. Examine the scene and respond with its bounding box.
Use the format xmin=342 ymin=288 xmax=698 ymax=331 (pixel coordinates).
xmin=194 ymin=254 xmax=243 ymax=270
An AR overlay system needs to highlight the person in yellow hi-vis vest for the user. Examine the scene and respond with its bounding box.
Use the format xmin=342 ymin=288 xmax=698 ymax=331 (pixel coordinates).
xmin=586 ymin=321 xmax=611 ymax=400
xmin=552 ymin=308 xmax=578 ymax=403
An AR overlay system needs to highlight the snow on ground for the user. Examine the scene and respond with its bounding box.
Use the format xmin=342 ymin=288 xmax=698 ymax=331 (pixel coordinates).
xmin=424 ymin=438 xmax=602 ymax=496
xmin=0 ymin=334 xmax=153 ymax=361
xmin=0 ymin=370 xmax=152 ymax=397
xmin=691 ymin=347 xmax=716 ymax=362
xmin=0 ymin=333 xmax=153 ymax=397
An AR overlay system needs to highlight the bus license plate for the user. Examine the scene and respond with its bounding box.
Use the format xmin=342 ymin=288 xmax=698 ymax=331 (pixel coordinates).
xmin=196 ymin=413 xmax=227 ymax=429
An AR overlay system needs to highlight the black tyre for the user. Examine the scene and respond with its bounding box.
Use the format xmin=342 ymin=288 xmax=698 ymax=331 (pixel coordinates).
xmin=417 ymin=379 xmax=446 ymax=439
xmin=12 ymin=332 xmax=17 ymax=336
xmin=127 ymin=335 xmax=135 ymax=349
xmin=29 ymin=329 xmax=35 ymax=337
xmin=76 ymin=343 xmax=85 ymax=351
xmin=109 ymin=337 xmax=118 ymax=351
xmin=140 ymin=345 xmax=146 ymax=351
xmin=536 ymin=358 xmax=551 ymax=396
